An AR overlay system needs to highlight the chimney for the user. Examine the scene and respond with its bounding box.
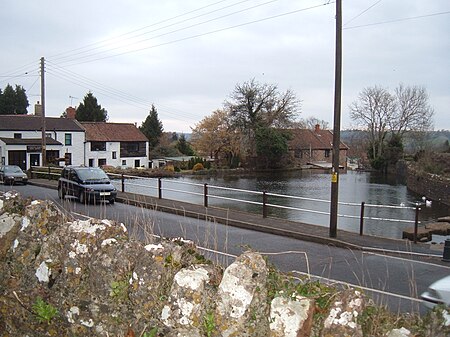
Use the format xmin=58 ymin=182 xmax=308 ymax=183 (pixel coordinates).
xmin=65 ymin=106 xmax=76 ymax=119
xmin=35 ymin=101 xmax=42 ymax=116
xmin=314 ymin=124 xmax=320 ymax=132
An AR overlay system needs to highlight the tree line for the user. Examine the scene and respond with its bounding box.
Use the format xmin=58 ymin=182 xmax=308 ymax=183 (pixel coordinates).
xmin=1 ymin=80 xmax=437 ymax=171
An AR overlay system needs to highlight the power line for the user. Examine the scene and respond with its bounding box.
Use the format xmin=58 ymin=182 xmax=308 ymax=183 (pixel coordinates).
xmin=343 ymin=0 xmax=382 ymax=26
xmin=51 ymin=0 xmax=281 ymax=66
xmin=0 ymin=60 xmax=39 ymax=77
xmin=50 ymin=0 xmax=259 ymax=63
xmin=344 ymin=10 xmax=450 ymax=30
xmin=45 ymin=61 xmax=200 ymax=123
xmin=52 ymin=1 xmax=335 ymax=67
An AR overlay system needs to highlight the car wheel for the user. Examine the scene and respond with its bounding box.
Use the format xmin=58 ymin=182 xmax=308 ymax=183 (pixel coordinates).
xmin=79 ymin=191 xmax=85 ymax=204
xmin=110 ymin=198 xmax=115 ymax=205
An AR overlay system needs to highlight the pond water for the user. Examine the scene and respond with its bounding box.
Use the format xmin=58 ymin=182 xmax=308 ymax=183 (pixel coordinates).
xmin=116 ymin=170 xmax=449 ymax=239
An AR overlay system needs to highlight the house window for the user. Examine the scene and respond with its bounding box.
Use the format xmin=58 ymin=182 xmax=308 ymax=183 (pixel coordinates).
xmin=325 ymin=149 xmax=331 ymax=158
xmin=91 ymin=142 xmax=106 ymax=151
xmin=13 ymin=133 xmax=22 ymax=139
xmin=122 ymin=160 xmax=126 ymax=166
xmin=88 ymin=159 xmax=94 ymax=167
xmin=65 ymin=133 xmax=72 ymax=146
xmin=120 ymin=141 xmax=146 ymax=157
xmin=134 ymin=159 xmax=140 ymax=168
xmin=98 ymin=158 xmax=107 ymax=167
xmin=127 ymin=143 xmax=139 ymax=152
xmin=45 ymin=132 xmax=53 ymax=139
xmin=112 ymin=151 xmax=117 ymax=159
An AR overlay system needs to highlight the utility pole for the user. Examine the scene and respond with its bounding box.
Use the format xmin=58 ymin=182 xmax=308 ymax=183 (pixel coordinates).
xmin=40 ymin=57 xmax=46 ymax=167
xmin=329 ymin=0 xmax=342 ymax=238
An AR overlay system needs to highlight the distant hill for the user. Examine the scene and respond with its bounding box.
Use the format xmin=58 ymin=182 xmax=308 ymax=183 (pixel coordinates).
xmin=341 ymin=129 xmax=450 ymax=153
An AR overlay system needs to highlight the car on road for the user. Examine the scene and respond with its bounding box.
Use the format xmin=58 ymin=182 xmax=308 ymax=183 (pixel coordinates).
xmin=420 ymin=274 xmax=450 ymax=309
xmin=0 ymin=165 xmax=28 ymax=185
xmin=58 ymin=166 xmax=117 ymax=204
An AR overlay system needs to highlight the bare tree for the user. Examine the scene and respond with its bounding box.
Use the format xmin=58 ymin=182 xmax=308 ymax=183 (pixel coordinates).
xmin=391 ymin=83 xmax=434 ymax=137
xmin=350 ymin=84 xmax=434 ymax=169
xmin=349 ymin=86 xmax=396 ymax=163
xmin=302 ymin=116 xmax=330 ymax=130
xmin=224 ymin=79 xmax=300 ymax=158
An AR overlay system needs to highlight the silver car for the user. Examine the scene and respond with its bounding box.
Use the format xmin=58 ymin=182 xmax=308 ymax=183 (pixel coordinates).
xmin=0 ymin=165 xmax=28 ymax=185
xmin=421 ymin=275 xmax=450 ymax=309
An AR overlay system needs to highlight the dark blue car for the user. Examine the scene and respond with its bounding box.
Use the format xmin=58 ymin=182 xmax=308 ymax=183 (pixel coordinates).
xmin=58 ymin=166 xmax=117 ymax=204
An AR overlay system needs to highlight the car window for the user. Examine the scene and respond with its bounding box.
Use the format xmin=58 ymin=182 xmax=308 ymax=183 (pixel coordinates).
xmin=68 ymin=170 xmax=77 ymax=181
xmin=76 ymin=168 xmax=109 ymax=181
xmin=5 ymin=166 xmax=23 ymax=173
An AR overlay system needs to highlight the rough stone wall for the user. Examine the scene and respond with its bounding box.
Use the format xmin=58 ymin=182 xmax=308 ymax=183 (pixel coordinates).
xmin=0 ymin=192 xmax=448 ymax=336
xmin=406 ymin=163 xmax=450 ymax=206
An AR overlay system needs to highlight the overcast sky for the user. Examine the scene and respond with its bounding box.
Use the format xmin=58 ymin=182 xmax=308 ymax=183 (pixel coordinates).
xmin=1 ymin=0 xmax=449 ymax=132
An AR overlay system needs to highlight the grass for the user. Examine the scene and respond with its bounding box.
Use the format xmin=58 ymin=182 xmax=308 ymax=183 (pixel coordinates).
xmin=32 ymin=297 xmax=58 ymax=324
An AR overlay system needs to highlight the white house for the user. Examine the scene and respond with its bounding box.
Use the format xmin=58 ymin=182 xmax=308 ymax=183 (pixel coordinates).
xmin=0 ymin=115 xmax=85 ymax=170
xmin=81 ymin=122 xmax=149 ymax=168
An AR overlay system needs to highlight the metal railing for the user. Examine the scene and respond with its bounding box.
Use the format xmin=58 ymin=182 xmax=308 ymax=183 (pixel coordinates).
xmin=30 ymin=166 xmax=422 ymax=242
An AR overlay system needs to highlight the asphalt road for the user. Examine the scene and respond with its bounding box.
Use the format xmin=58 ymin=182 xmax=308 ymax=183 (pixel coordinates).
xmin=2 ymin=183 xmax=449 ymax=315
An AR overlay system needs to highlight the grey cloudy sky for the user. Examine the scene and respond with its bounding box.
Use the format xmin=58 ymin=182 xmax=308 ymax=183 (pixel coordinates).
xmin=1 ymin=0 xmax=449 ymax=132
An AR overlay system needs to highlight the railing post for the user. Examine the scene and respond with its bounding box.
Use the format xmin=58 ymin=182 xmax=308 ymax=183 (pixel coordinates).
xmin=359 ymin=201 xmax=365 ymax=236
xmin=263 ymin=191 xmax=268 ymax=218
xmin=414 ymin=205 xmax=420 ymax=244
xmin=48 ymin=166 xmax=51 ymax=180
xmin=121 ymin=173 xmax=125 ymax=192
xmin=204 ymin=183 xmax=208 ymax=208
xmin=158 ymin=178 xmax=162 ymax=199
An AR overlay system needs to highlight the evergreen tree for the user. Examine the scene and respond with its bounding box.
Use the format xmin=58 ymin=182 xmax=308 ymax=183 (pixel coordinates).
xmin=0 ymin=84 xmax=29 ymax=115
xmin=255 ymin=127 xmax=290 ymax=169
xmin=140 ymin=104 xmax=164 ymax=149
xmin=176 ymin=134 xmax=195 ymax=156
xmin=14 ymin=85 xmax=29 ymax=114
xmin=75 ymin=92 xmax=108 ymax=122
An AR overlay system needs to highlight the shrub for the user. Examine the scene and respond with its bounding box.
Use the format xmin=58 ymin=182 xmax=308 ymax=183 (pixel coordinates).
xmin=193 ymin=163 xmax=204 ymax=171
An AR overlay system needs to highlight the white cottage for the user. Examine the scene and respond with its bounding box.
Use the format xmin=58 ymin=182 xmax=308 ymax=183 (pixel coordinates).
xmin=81 ymin=122 xmax=149 ymax=168
xmin=0 ymin=115 xmax=85 ymax=170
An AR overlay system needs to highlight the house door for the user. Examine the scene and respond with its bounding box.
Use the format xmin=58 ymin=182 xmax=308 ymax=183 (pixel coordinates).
xmin=134 ymin=159 xmax=140 ymax=168
xmin=8 ymin=150 xmax=27 ymax=170
xmin=30 ymin=154 xmax=40 ymax=167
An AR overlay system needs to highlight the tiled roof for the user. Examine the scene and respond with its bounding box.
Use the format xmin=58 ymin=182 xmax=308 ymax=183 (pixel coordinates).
xmin=0 ymin=137 xmax=62 ymax=145
xmin=288 ymin=128 xmax=349 ymax=150
xmin=0 ymin=115 xmax=84 ymax=131
xmin=81 ymin=122 xmax=148 ymax=142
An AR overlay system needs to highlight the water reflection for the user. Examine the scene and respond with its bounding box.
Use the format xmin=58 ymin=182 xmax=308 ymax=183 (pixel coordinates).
xmin=117 ymin=170 xmax=448 ymax=239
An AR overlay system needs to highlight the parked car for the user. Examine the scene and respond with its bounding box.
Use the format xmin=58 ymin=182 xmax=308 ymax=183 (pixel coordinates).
xmin=58 ymin=166 xmax=117 ymax=204
xmin=0 ymin=165 xmax=28 ymax=185
xmin=420 ymin=275 xmax=450 ymax=309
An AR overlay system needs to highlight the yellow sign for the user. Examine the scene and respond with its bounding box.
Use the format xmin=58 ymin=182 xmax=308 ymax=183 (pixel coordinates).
xmin=331 ymin=172 xmax=338 ymax=183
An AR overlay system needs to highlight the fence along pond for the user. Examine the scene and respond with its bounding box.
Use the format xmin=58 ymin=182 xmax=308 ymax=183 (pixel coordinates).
xmin=30 ymin=166 xmax=430 ymax=240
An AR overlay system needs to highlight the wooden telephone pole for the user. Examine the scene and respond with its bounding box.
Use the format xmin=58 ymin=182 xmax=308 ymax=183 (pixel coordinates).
xmin=329 ymin=0 xmax=342 ymax=238
xmin=40 ymin=57 xmax=46 ymax=166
